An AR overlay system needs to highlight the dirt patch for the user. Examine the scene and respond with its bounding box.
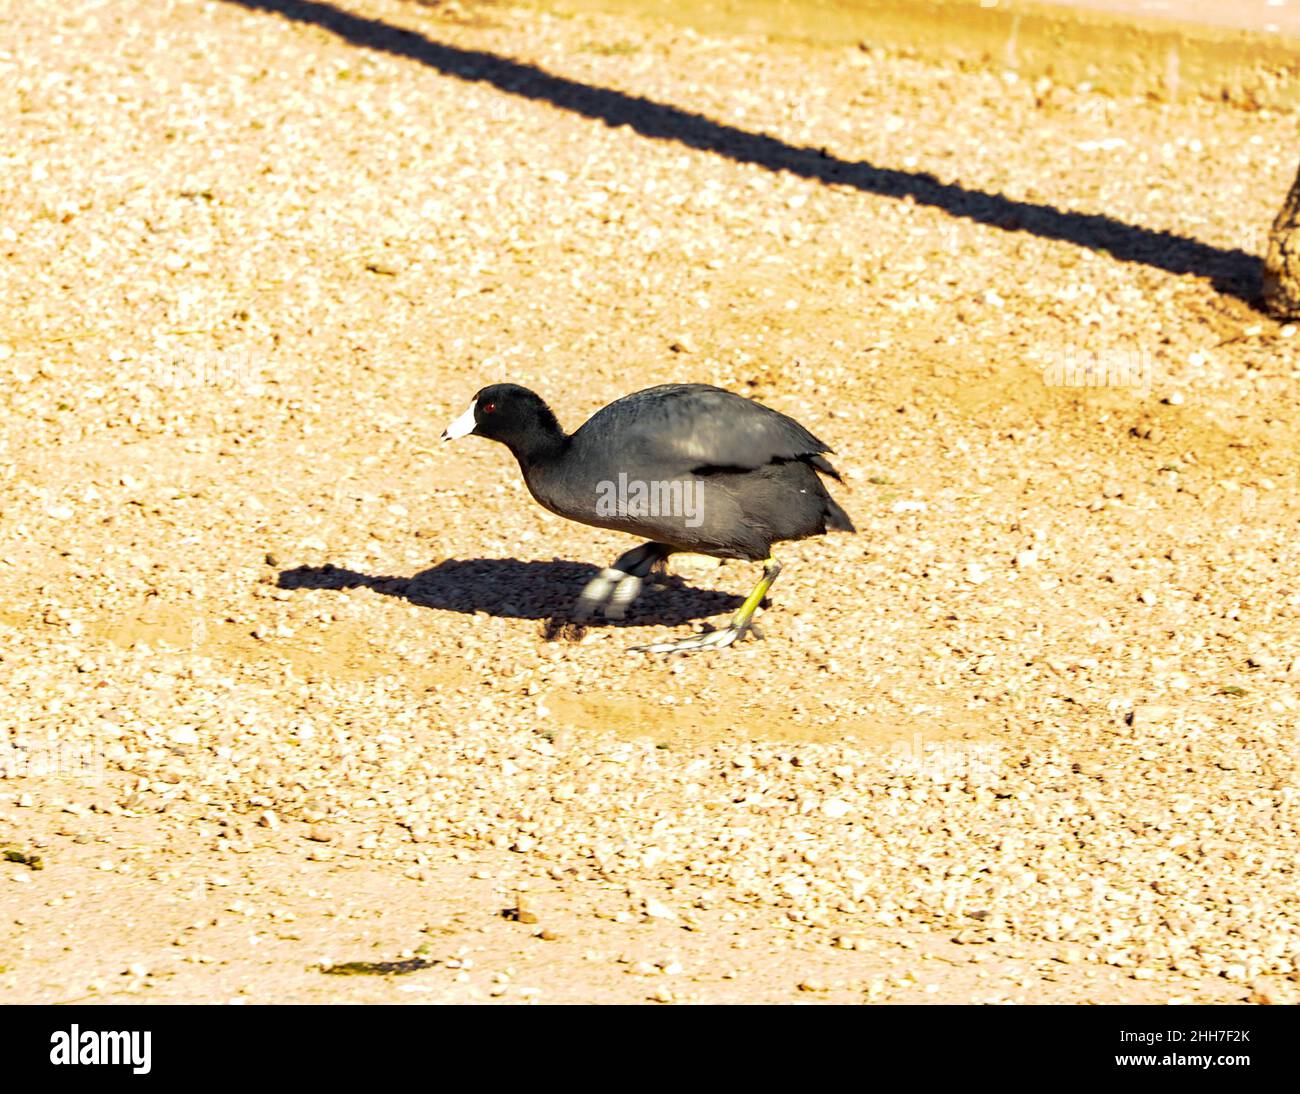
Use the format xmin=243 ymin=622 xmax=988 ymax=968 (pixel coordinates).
xmin=538 ymin=0 xmax=1300 ymax=108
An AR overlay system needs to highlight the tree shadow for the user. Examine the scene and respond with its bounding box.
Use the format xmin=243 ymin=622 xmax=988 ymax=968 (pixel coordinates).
xmin=276 ymin=558 xmax=744 ymax=633
xmin=223 ymin=0 xmax=1261 ymax=302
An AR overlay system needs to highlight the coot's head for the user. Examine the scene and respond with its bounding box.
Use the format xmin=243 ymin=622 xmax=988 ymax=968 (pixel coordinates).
xmin=442 ymin=383 xmax=564 ymax=461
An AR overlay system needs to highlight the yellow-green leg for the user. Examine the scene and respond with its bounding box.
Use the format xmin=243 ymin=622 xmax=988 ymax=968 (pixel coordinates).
xmin=633 ymin=556 xmax=782 ymax=654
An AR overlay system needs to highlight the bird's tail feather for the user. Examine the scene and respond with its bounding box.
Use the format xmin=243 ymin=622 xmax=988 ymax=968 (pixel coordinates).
xmin=824 ymin=495 xmax=855 ymax=533
xmin=806 ymin=453 xmax=844 ymax=482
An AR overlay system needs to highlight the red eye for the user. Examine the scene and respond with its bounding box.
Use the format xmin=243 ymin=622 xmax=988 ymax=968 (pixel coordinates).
xmin=481 ymin=401 xmax=496 ymax=415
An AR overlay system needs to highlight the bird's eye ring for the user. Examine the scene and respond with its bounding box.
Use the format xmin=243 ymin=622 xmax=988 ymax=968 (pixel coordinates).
xmin=481 ymin=401 xmax=497 ymax=415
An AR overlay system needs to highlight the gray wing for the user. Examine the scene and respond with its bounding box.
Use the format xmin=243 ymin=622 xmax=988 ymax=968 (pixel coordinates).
xmin=571 ymin=384 xmax=833 ymax=474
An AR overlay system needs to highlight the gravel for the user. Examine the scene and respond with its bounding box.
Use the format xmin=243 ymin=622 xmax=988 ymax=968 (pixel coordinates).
xmin=0 ymin=0 xmax=1297 ymax=1003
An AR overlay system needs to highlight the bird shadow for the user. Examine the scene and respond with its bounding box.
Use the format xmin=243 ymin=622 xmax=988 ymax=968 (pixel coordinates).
xmin=276 ymin=558 xmax=744 ymax=636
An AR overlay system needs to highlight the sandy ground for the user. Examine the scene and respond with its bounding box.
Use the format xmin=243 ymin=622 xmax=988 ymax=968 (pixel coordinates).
xmin=1047 ymin=0 xmax=1300 ymax=37
xmin=1 ymin=0 xmax=1298 ymax=1004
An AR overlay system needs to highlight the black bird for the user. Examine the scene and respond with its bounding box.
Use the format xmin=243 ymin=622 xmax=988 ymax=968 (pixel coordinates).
xmin=441 ymin=383 xmax=854 ymax=653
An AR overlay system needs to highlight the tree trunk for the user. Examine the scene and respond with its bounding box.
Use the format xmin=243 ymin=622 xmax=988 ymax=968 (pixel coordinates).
xmin=1263 ymin=161 xmax=1300 ymax=318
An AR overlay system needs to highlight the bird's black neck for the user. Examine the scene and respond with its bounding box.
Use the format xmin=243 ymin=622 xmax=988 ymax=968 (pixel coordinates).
xmin=505 ymin=406 xmax=569 ymax=469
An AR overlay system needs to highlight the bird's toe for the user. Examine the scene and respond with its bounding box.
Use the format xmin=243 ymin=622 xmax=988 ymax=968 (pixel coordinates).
xmin=631 ymin=623 xmax=744 ymax=656
xmin=603 ymin=573 xmax=642 ymax=619
xmin=573 ymin=567 xmax=625 ymax=619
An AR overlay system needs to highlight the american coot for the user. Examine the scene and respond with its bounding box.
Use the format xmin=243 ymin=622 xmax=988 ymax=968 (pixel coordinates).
xmin=442 ymin=383 xmax=854 ymax=653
